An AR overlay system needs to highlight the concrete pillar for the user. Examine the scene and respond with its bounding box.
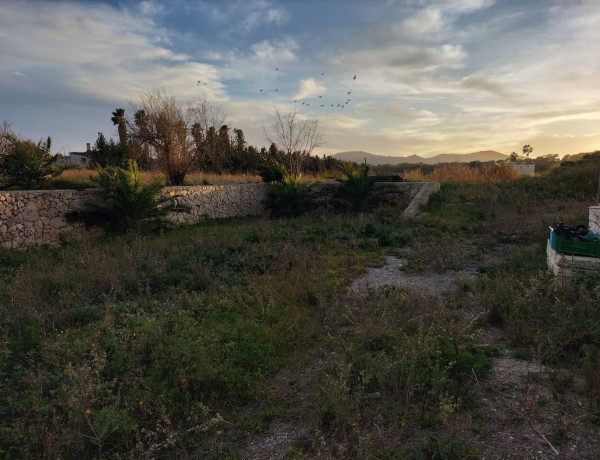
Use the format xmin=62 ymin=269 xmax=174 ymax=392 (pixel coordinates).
xmin=590 ymin=206 xmax=600 ymax=234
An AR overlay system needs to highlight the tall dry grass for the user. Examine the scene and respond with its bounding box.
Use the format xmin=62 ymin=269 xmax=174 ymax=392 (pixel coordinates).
xmin=59 ymin=168 xmax=263 ymax=185
xmin=402 ymin=163 xmax=520 ymax=183
xmin=58 ymin=168 xmax=324 ymax=186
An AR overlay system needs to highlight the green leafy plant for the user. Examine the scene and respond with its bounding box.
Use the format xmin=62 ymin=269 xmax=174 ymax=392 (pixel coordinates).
xmin=73 ymin=160 xmax=188 ymax=233
xmin=0 ymin=135 xmax=62 ymax=189
xmin=331 ymin=160 xmax=376 ymax=212
xmin=257 ymin=154 xmax=287 ymax=184
xmin=266 ymin=173 xmax=311 ymax=218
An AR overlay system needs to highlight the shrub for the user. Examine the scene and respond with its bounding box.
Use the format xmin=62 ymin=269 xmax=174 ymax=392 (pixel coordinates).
xmin=266 ymin=174 xmax=311 ymax=218
xmin=332 ymin=160 xmax=375 ymax=212
xmin=0 ymin=135 xmax=62 ymax=189
xmin=71 ymin=160 xmax=188 ymax=233
xmin=257 ymin=155 xmax=287 ymax=184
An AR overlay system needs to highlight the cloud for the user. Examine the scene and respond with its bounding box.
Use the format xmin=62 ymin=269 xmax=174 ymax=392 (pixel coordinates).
xmin=0 ymin=1 xmax=224 ymax=104
xmin=243 ymin=6 xmax=289 ymax=31
xmin=320 ymin=114 xmax=368 ymax=131
xmin=459 ymin=74 xmax=509 ymax=97
xmin=400 ymin=8 xmax=443 ymax=36
xmin=250 ymin=37 xmax=298 ymax=62
xmin=292 ymin=78 xmax=325 ymax=100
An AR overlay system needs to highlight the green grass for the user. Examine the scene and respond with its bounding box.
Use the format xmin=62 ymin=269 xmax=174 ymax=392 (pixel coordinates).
xmin=1 ymin=154 xmax=600 ymax=458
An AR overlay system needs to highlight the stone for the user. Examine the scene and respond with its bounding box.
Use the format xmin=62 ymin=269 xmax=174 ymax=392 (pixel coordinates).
xmin=24 ymin=202 xmax=38 ymax=212
xmin=25 ymin=211 xmax=40 ymax=222
xmin=50 ymin=217 xmax=63 ymax=229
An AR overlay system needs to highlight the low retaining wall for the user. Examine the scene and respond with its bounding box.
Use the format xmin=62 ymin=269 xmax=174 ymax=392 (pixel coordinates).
xmin=0 ymin=184 xmax=268 ymax=249
xmin=0 ymin=181 xmax=437 ymax=249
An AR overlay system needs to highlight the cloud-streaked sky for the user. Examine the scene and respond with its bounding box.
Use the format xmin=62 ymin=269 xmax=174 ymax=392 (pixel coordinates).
xmin=1 ymin=0 xmax=599 ymax=158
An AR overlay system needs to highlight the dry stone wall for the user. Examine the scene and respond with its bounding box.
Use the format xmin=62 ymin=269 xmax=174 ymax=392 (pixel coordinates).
xmin=0 ymin=184 xmax=268 ymax=249
xmin=0 ymin=182 xmax=435 ymax=249
xmin=0 ymin=189 xmax=103 ymax=248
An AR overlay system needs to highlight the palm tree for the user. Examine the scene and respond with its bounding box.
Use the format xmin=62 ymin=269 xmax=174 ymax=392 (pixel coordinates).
xmin=111 ymin=108 xmax=127 ymax=145
xmin=522 ymin=144 xmax=533 ymax=158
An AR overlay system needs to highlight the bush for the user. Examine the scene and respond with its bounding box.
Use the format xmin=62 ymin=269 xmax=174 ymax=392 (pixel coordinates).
xmin=0 ymin=135 xmax=62 ymax=189
xmin=257 ymin=155 xmax=287 ymax=184
xmin=71 ymin=160 xmax=188 ymax=233
xmin=332 ymin=160 xmax=375 ymax=212
xmin=266 ymin=174 xmax=311 ymax=218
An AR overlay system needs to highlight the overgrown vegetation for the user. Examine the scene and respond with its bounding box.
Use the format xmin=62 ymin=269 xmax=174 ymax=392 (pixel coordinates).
xmin=1 ymin=153 xmax=600 ymax=458
xmin=69 ymin=160 xmax=188 ymax=233
xmin=0 ymin=135 xmax=62 ymax=189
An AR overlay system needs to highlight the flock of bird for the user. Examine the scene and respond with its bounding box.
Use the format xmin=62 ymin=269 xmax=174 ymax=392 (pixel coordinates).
xmin=197 ymin=70 xmax=358 ymax=113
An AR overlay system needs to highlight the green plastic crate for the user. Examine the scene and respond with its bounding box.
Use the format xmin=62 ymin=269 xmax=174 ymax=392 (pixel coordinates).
xmin=549 ymin=227 xmax=600 ymax=258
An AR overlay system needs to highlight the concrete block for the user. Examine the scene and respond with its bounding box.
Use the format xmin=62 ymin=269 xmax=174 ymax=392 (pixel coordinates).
xmin=547 ymin=240 xmax=600 ymax=277
xmin=590 ymin=206 xmax=600 ymax=235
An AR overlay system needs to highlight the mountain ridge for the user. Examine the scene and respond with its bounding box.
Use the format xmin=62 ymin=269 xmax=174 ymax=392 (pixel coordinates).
xmin=332 ymin=150 xmax=509 ymax=165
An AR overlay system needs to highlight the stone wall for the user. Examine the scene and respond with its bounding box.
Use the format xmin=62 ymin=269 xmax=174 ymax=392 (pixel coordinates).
xmin=0 ymin=189 xmax=103 ymax=248
xmin=0 ymin=181 xmax=435 ymax=249
xmin=0 ymin=184 xmax=268 ymax=249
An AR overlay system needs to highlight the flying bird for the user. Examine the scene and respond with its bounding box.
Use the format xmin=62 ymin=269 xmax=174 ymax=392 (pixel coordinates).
xmin=321 ymin=73 xmax=325 ymax=75
xmin=348 ymin=91 xmax=351 ymax=95
xmin=318 ymin=95 xmax=322 ymax=98
xmin=353 ymin=75 xmax=357 ymax=80
xmin=259 ymin=89 xmax=263 ymax=92
xmin=275 ymin=68 xmax=279 ymax=71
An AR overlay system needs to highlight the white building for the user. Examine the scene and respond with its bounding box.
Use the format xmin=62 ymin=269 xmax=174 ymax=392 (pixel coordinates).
xmin=511 ymin=163 xmax=535 ymax=175
xmin=55 ymin=143 xmax=93 ymax=168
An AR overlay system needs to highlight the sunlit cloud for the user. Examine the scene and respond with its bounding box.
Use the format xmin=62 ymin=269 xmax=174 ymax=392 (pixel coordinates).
xmin=292 ymin=78 xmax=325 ymax=100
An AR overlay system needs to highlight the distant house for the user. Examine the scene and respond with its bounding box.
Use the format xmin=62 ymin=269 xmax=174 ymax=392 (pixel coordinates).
xmin=55 ymin=143 xmax=93 ymax=168
xmin=510 ymin=163 xmax=535 ymax=175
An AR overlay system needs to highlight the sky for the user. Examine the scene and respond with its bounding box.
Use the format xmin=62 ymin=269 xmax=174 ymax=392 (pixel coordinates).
xmin=1 ymin=0 xmax=599 ymax=159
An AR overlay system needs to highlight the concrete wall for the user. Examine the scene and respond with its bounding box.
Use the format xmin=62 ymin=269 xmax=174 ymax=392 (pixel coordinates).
xmin=0 ymin=181 xmax=435 ymax=249
xmin=511 ymin=164 xmax=535 ymax=175
xmin=590 ymin=206 xmax=600 ymax=234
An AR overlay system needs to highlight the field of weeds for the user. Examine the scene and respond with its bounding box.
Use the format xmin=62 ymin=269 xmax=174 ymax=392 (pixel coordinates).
xmin=1 ymin=154 xmax=599 ymax=458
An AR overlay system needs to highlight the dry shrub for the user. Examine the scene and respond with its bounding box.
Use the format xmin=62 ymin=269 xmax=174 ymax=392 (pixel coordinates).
xmin=402 ymin=163 xmax=519 ymax=183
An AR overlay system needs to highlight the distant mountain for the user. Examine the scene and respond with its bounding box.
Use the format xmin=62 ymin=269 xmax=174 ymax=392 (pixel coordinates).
xmin=332 ymin=150 xmax=509 ymax=165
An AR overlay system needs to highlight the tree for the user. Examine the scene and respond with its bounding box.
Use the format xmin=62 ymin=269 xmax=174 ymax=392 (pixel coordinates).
xmin=509 ymin=151 xmax=518 ymax=162
xmin=264 ymin=109 xmax=324 ymax=179
xmin=128 ymin=89 xmax=224 ymax=185
xmin=522 ymin=144 xmax=533 ymax=158
xmin=92 ymin=132 xmax=128 ymax=167
xmin=111 ymin=108 xmax=128 ymax=145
